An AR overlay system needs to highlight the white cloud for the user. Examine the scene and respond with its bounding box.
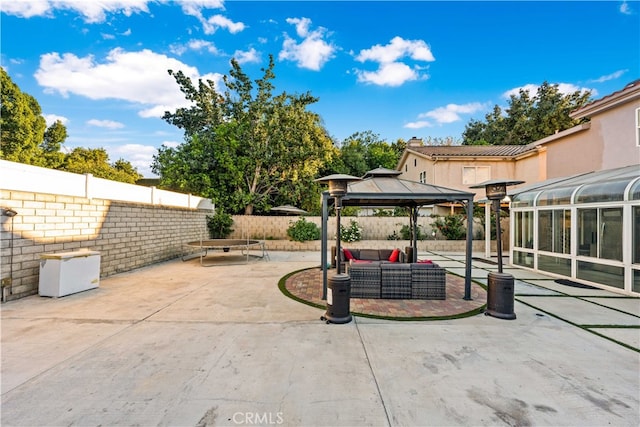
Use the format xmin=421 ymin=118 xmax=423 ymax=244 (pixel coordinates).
xmin=419 ymin=102 xmax=488 ymax=124
xmin=170 ymin=39 xmax=221 ymax=56
xmin=356 ymin=36 xmax=435 ymax=64
xmin=34 ymin=48 xmax=224 ymax=119
xmin=201 ymin=14 xmax=245 ymax=34
xmin=2 ymin=0 xmax=230 ymax=35
xmin=108 ymin=143 xmax=159 ymax=176
xmin=590 ymin=70 xmax=628 ymax=83
xmin=1 ymin=0 xmax=152 ymax=23
xmin=43 ymin=113 xmax=69 ymax=126
xmin=356 ymin=62 xmax=419 ymax=87
xmin=404 ymin=121 xmax=432 ymax=129
xmin=233 ymin=48 xmax=260 ymax=64
xmin=87 ymin=119 xmax=125 ymax=129
xmin=178 ymin=0 xmax=225 ymax=18
xmin=354 ymin=36 xmax=435 ymax=87
xmin=279 ymin=17 xmax=335 ymax=71
xmin=161 ymin=140 xmax=180 ymax=149
xmin=503 ymin=82 xmax=594 ymax=99
xmin=620 ymin=1 xmax=633 ymax=15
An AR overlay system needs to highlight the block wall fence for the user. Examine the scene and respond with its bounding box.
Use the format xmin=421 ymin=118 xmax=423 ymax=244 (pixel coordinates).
xmin=0 ymin=189 xmax=210 ymax=301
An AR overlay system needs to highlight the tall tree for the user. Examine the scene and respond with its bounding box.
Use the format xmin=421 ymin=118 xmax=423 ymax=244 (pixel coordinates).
xmin=1 ymin=68 xmax=47 ymax=164
xmin=336 ymin=131 xmax=401 ymax=177
xmin=41 ymin=119 xmax=67 ymax=168
xmin=156 ymin=55 xmax=338 ymax=214
xmin=462 ymin=81 xmax=591 ymax=145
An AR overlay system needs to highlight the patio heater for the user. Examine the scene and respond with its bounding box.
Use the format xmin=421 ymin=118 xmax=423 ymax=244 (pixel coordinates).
xmin=2 ymin=208 xmax=18 ymax=302
xmin=315 ymin=174 xmax=361 ymax=324
xmin=470 ymin=179 xmax=523 ymax=320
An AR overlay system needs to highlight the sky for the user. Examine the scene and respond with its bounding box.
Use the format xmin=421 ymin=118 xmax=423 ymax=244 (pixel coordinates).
xmin=2 ymin=1 xmax=639 ymax=177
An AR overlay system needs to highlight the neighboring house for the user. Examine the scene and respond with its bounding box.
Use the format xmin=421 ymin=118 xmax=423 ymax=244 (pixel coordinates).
xmin=397 ymin=79 xmax=640 ymax=201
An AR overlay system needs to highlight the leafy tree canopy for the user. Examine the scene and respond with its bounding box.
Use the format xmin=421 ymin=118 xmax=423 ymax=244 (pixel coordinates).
xmin=332 ymin=130 xmax=405 ymax=177
xmin=462 ymin=81 xmax=592 ymax=145
xmin=1 ymin=68 xmax=141 ymax=183
xmin=155 ymin=55 xmax=338 ymax=214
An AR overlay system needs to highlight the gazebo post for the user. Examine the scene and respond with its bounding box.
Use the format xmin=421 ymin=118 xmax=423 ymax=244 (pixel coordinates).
xmin=411 ymin=207 xmax=418 ymax=262
xmin=464 ymin=198 xmax=474 ymax=300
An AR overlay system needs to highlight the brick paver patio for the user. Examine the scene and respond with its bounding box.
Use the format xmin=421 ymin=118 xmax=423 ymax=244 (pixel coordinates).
xmin=284 ymin=267 xmax=487 ymax=319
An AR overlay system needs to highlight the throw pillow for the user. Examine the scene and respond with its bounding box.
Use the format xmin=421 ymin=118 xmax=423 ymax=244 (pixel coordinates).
xmin=388 ymin=248 xmax=400 ymax=262
xmin=343 ymin=248 xmax=355 ymax=261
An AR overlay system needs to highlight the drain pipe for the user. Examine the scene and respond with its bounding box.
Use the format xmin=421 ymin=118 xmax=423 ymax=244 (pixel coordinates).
xmin=2 ymin=208 xmax=18 ymax=303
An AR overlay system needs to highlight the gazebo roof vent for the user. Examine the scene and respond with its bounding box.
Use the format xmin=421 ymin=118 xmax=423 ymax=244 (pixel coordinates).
xmin=362 ymin=167 xmax=402 ymax=179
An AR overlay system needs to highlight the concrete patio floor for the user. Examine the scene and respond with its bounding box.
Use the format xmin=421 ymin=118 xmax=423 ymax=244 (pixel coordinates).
xmin=1 ymin=250 xmax=639 ymax=426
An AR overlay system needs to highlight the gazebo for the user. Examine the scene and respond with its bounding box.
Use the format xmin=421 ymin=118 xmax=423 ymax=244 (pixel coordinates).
xmin=319 ymin=167 xmax=476 ymax=300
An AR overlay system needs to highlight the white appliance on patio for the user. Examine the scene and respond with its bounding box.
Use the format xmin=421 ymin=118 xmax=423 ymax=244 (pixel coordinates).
xmin=39 ymin=250 xmax=101 ymax=297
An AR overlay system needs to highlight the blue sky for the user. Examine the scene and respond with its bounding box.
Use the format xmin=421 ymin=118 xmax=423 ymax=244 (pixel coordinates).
xmin=2 ymin=1 xmax=638 ymax=177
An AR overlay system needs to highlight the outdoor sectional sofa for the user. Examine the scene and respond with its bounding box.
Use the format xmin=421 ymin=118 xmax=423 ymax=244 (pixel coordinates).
xmin=330 ymin=246 xmax=447 ymax=300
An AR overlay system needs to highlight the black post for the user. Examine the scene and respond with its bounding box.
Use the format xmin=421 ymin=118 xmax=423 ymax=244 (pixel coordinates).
xmin=335 ymin=197 xmax=342 ymax=274
xmin=494 ymin=199 xmax=503 ymax=273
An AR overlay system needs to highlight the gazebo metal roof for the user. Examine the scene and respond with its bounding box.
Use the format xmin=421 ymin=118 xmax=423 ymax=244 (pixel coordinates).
xmin=339 ymin=167 xmax=474 ymax=207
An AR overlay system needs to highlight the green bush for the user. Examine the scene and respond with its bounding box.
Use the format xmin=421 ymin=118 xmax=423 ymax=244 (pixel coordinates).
xmin=431 ymin=214 xmax=466 ymax=240
xmin=340 ymin=219 xmax=362 ymax=243
xmin=388 ymin=223 xmax=430 ymax=240
xmin=206 ymin=210 xmax=234 ymax=238
xmin=286 ymin=218 xmax=320 ymax=242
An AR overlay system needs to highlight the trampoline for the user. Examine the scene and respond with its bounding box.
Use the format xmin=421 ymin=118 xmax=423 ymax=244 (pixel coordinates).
xmin=182 ymin=239 xmax=269 ymax=266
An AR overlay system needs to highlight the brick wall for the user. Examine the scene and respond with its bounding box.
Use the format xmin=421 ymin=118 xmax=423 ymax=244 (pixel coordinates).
xmin=1 ymin=190 xmax=209 ymax=301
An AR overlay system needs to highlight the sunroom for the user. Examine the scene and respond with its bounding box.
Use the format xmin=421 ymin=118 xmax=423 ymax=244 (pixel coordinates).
xmin=510 ymin=165 xmax=640 ymax=295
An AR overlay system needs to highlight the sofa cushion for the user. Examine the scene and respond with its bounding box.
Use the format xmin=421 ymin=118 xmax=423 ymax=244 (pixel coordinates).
xmin=343 ymin=248 xmax=356 ymax=261
xmin=359 ymin=249 xmax=381 ymax=261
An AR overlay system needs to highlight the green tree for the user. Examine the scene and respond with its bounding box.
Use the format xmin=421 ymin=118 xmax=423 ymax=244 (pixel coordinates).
xmin=1 ymin=68 xmax=47 ymax=164
xmin=335 ymin=131 xmax=401 ymax=177
xmin=61 ymin=147 xmax=142 ymax=183
xmin=156 ymin=55 xmax=337 ymax=214
xmin=462 ymin=81 xmax=591 ymax=145
xmin=41 ymin=119 xmax=67 ymax=168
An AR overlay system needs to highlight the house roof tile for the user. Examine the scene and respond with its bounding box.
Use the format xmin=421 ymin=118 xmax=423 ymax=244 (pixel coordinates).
xmin=409 ymin=144 xmax=537 ymax=158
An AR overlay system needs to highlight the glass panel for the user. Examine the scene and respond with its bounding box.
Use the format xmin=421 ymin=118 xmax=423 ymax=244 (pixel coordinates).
xmin=600 ymin=208 xmax=622 ymax=261
xmin=538 ymin=255 xmax=571 ymax=276
xmin=552 ymin=210 xmax=570 ymax=254
xmin=634 ymin=269 xmax=640 ymax=293
xmin=538 ymin=210 xmax=552 ymax=252
xmin=575 ymin=180 xmax=629 ymax=203
xmin=514 ymin=211 xmax=533 ymax=249
xmin=513 ymin=250 xmax=534 ymax=268
xmin=634 ymin=206 xmax=640 ymax=264
xmin=578 ymin=209 xmax=598 ymax=257
xmin=538 ymin=210 xmax=570 ymax=254
xmin=511 ymin=192 xmax=537 ymax=207
xmin=631 ymin=180 xmax=640 ymax=201
xmin=577 ymin=261 xmax=624 ymax=289
xmin=537 ymin=187 xmax=573 ymax=206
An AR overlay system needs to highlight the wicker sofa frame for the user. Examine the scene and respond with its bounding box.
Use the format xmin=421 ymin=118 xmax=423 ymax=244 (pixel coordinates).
xmin=346 ymin=260 xmax=446 ymax=300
